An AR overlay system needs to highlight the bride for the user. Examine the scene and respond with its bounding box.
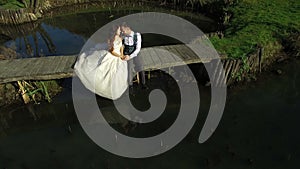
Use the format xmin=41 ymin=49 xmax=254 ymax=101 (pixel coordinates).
xmin=74 ymin=26 xmax=128 ymax=100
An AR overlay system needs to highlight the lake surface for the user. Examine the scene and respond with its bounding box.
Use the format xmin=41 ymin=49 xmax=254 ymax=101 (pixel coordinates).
xmin=0 ymin=10 xmax=216 ymax=58
xmin=0 ymin=9 xmax=299 ymax=169
xmin=0 ymin=58 xmax=299 ymax=169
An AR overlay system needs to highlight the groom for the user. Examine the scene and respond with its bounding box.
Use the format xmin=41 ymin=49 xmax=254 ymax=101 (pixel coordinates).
xmin=121 ymin=23 xmax=147 ymax=91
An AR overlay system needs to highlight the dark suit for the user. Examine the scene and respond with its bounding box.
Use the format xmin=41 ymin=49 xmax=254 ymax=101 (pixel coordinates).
xmin=123 ymin=32 xmax=146 ymax=86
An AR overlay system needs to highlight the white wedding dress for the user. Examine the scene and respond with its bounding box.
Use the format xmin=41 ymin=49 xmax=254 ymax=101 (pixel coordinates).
xmin=74 ymin=39 xmax=128 ymax=100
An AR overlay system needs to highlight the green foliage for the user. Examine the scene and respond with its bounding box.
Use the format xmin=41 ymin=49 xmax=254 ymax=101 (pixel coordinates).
xmin=210 ymin=0 xmax=300 ymax=58
xmin=0 ymin=0 xmax=7 ymax=5
xmin=21 ymin=80 xmax=61 ymax=104
xmin=34 ymin=81 xmax=52 ymax=103
xmin=0 ymin=0 xmax=28 ymax=9
xmin=231 ymin=56 xmax=251 ymax=81
xmin=184 ymin=0 xmax=217 ymax=6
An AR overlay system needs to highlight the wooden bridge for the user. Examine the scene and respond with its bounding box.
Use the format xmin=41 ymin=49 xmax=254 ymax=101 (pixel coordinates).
xmin=0 ymin=44 xmax=225 ymax=84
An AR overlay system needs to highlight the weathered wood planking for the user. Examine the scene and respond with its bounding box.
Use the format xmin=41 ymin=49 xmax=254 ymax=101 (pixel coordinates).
xmin=0 ymin=56 xmax=77 ymax=83
xmin=0 ymin=44 xmax=225 ymax=83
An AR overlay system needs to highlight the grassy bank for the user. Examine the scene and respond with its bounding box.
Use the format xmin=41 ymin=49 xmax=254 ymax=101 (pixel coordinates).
xmin=210 ymin=0 xmax=300 ymax=59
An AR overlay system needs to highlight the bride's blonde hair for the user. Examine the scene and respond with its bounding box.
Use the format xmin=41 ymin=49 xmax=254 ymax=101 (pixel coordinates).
xmin=107 ymin=25 xmax=120 ymax=52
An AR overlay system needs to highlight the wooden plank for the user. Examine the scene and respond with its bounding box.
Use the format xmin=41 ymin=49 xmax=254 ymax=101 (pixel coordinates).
xmin=51 ymin=56 xmax=66 ymax=73
xmin=140 ymin=50 xmax=154 ymax=70
xmin=37 ymin=56 xmax=75 ymax=76
xmin=152 ymin=47 xmax=175 ymax=67
xmin=211 ymin=59 xmax=222 ymax=87
xmin=144 ymin=48 xmax=161 ymax=69
xmin=0 ymin=60 xmax=14 ymax=80
xmin=31 ymin=59 xmax=49 ymax=76
xmin=179 ymin=45 xmax=204 ymax=63
xmin=163 ymin=45 xmax=185 ymax=63
xmin=157 ymin=46 xmax=184 ymax=66
xmin=224 ymin=59 xmax=234 ymax=84
xmin=53 ymin=56 xmax=71 ymax=73
xmin=2 ymin=58 xmax=31 ymax=78
xmin=163 ymin=45 xmax=179 ymax=59
xmin=63 ymin=55 xmax=77 ymax=72
xmin=0 ymin=45 xmax=223 ymax=84
xmin=0 ymin=60 xmax=16 ymax=78
xmin=140 ymin=49 xmax=155 ymax=70
xmin=219 ymin=59 xmax=231 ymax=87
xmin=175 ymin=44 xmax=195 ymax=61
xmin=181 ymin=45 xmax=200 ymax=61
xmin=188 ymin=43 xmax=221 ymax=61
xmin=215 ymin=60 xmax=226 ymax=87
xmin=227 ymin=59 xmax=239 ymax=85
xmin=0 ymin=56 xmax=76 ymax=83
xmin=147 ymin=47 xmax=162 ymax=68
xmin=171 ymin=45 xmax=190 ymax=61
xmin=38 ymin=56 xmax=62 ymax=75
xmin=24 ymin=58 xmax=46 ymax=77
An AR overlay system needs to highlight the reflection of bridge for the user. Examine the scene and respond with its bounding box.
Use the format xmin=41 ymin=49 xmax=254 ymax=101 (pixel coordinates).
xmin=0 ymin=44 xmax=235 ymax=85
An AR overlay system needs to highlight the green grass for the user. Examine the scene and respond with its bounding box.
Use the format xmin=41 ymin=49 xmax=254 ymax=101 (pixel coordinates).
xmin=210 ymin=0 xmax=300 ymax=59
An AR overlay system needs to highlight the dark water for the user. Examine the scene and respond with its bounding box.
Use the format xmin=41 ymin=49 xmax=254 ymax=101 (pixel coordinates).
xmin=1 ymin=9 xmax=299 ymax=169
xmin=0 ymin=58 xmax=299 ymax=169
xmin=0 ymin=10 xmax=216 ymax=58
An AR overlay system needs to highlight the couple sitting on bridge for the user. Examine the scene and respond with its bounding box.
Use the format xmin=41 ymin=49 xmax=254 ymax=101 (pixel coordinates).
xmin=74 ymin=23 xmax=147 ymax=100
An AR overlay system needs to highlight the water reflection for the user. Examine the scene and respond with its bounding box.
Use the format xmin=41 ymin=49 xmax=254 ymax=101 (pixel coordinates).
xmin=2 ymin=22 xmax=85 ymax=58
xmin=0 ymin=10 xmax=216 ymax=58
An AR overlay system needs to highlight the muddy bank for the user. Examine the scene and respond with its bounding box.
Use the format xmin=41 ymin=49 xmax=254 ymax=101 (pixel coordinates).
xmin=0 ymin=0 xmax=154 ymax=24
xmin=0 ymin=0 xmax=91 ymax=24
xmin=0 ymin=46 xmax=17 ymax=60
xmin=0 ymin=0 xmax=227 ymax=25
xmin=0 ymin=80 xmax=63 ymax=106
xmin=0 ymin=8 xmax=39 ymax=25
xmin=284 ymin=33 xmax=300 ymax=58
